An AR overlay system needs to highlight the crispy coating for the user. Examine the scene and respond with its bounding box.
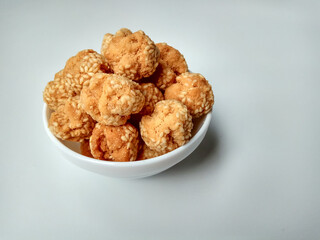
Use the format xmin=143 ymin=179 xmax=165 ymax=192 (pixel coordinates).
xmin=80 ymin=73 xmax=145 ymax=126
xmin=80 ymin=140 xmax=93 ymax=158
xmin=140 ymin=100 xmax=193 ymax=153
xmin=102 ymin=30 xmax=160 ymax=81
xmin=99 ymin=74 xmax=145 ymax=116
xmin=48 ymin=97 xmax=96 ymax=142
xmin=90 ymin=123 xmax=139 ymax=161
xmin=43 ymin=50 xmax=109 ymax=111
xmin=63 ymin=49 xmax=110 ymax=94
xmin=148 ymin=43 xmax=188 ymax=90
xmin=115 ymin=28 xmax=133 ymax=37
xmin=137 ymin=143 xmax=164 ymax=160
xmin=137 ymin=83 xmax=164 ymax=116
xmin=165 ymin=73 xmax=214 ymax=118
xmin=157 ymin=43 xmax=188 ymax=74
xmin=43 ymin=70 xmax=76 ymax=111
xmin=101 ymin=33 xmax=113 ymax=57
xmin=101 ymin=28 xmax=132 ymax=57
xmin=146 ymin=61 xmax=176 ymax=90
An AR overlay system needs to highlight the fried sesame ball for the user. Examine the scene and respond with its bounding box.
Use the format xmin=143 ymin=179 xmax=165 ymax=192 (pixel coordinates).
xmin=63 ymin=49 xmax=110 ymax=94
xmin=140 ymin=99 xmax=193 ymax=153
xmin=157 ymin=43 xmax=188 ymax=74
xmin=43 ymin=70 xmax=76 ymax=111
xmin=99 ymin=74 xmax=145 ymax=116
xmin=89 ymin=123 xmax=139 ymax=162
xmin=48 ymin=96 xmax=96 ymax=142
xmin=80 ymin=73 xmax=145 ymax=126
xmin=80 ymin=139 xmax=93 ymax=158
xmin=43 ymin=50 xmax=109 ymax=111
xmin=102 ymin=30 xmax=160 ymax=81
xmin=137 ymin=143 xmax=164 ymax=160
xmin=101 ymin=28 xmax=132 ymax=57
xmin=147 ymin=43 xmax=188 ymax=90
xmin=165 ymin=73 xmax=214 ymax=118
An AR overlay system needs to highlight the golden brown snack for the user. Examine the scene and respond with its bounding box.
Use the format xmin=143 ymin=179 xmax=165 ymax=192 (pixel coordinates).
xmin=48 ymin=97 xmax=96 ymax=142
xmin=90 ymin=123 xmax=139 ymax=161
xmin=80 ymin=140 xmax=93 ymax=158
xmin=63 ymin=49 xmax=110 ymax=94
xmin=99 ymin=75 xmax=145 ymax=116
xmin=43 ymin=50 xmax=109 ymax=111
xmin=140 ymin=99 xmax=193 ymax=153
xmin=80 ymin=73 xmax=145 ymax=126
xmin=101 ymin=28 xmax=132 ymax=57
xmin=43 ymin=70 xmax=75 ymax=111
xmin=148 ymin=43 xmax=188 ymax=90
xmin=102 ymin=30 xmax=160 ymax=81
xmin=157 ymin=43 xmax=188 ymax=74
xmin=137 ymin=143 xmax=164 ymax=160
xmin=165 ymin=72 xmax=214 ymax=118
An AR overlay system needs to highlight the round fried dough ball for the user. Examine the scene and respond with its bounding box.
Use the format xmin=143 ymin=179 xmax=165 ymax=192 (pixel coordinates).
xmin=48 ymin=97 xmax=96 ymax=142
xmin=140 ymin=99 xmax=193 ymax=153
xmin=99 ymin=74 xmax=145 ymax=116
xmin=80 ymin=140 xmax=93 ymax=158
xmin=80 ymin=73 xmax=145 ymax=126
xmin=43 ymin=49 xmax=109 ymax=111
xmin=165 ymin=73 xmax=214 ymax=118
xmin=137 ymin=143 xmax=164 ymax=160
xmin=90 ymin=123 xmax=139 ymax=162
xmin=101 ymin=28 xmax=132 ymax=57
xmin=157 ymin=43 xmax=188 ymax=74
xmin=63 ymin=49 xmax=110 ymax=94
xmin=148 ymin=43 xmax=188 ymax=90
xmin=80 ymin=74 xmax=130 ymax=126
xmin=103 ymin=30 xmax=160 ymax=81
xmin=43 ymin=70 xmax=76 ymax=111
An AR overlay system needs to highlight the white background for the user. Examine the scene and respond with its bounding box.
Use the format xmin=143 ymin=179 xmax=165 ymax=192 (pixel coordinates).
xmin=1 ymin=0 xmax=319 ymax=239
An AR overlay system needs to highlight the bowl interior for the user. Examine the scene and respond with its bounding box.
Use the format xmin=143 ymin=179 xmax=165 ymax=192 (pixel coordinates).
xmin=44 ymin=105 xmax=209 ymax=160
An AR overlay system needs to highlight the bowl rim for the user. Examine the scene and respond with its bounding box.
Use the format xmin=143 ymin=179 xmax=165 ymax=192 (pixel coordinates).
xmin=43 ymin=104 xmax=212 ymax=167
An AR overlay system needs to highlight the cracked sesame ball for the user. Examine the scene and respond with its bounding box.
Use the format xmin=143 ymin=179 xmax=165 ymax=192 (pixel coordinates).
xmin=89 ymin=123 xmax=139 ymax=162
xmin=80 ymin=73 xmax=145 ymax=126
xmin=147 ymin=43 xmax=188 ymax=90
xmin=140 ymin=99 xmax=193 ymax=153
xmin=102 ymin=30 xmax=160 ymax=81
xmin=48 ymin=96 xmax=96 ymax=142
xmin=164 ymin=72 xmax=214 ymax=118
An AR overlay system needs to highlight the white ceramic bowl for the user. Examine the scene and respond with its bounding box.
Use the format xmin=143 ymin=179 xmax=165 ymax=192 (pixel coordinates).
xmin=43 ymin=104 xmax=212 ymax=178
